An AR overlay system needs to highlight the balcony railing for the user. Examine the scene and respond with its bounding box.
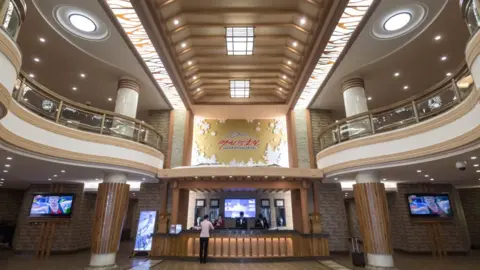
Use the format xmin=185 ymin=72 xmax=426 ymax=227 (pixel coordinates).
xmin=0 ymin=0 xmax=26 ymax=40
xmin=12 ymin=72 xmax=163 ymax=151
xmin=318 ymin=65 xmax=474 ymax=151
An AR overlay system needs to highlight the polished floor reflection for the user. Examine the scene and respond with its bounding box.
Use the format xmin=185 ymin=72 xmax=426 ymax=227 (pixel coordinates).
xmin=151 ymin=261 xmax=330 ymax=270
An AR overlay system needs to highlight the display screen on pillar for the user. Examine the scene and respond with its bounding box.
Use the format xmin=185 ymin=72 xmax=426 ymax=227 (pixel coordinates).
xmin=407 ymin=194 xmax=453 ymax=218
xmin=29 ymin=194 xmax=75 ymax=218
xmin=134 ymin=211 xmax=157 ymax=251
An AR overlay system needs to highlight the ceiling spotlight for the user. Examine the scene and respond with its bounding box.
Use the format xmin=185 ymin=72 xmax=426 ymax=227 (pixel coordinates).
xmin=0 ymin=178 xmax=3 ymax=181
xmin=53 ymin=174 xmax=57 ymax=177
xmin=283 ymin=75 xmax=287 ymax=79
xmin=281 ymin=176 xmax=285 ymax=179
xmin=434 ymin=35 xmax=442 ymax=41
xmin=29 ymin=73 xmax=35 ymax=78
xmin=247 ymin=176 xmax=251 ymax=178
xmin=382 ymin=178 xmax=387 ymax=181
xmin=173 ymin=19 xmax=179 ymax=25
xmin=394 ymin=72 xmax=400 ymax=77
xmin=287 ymin=60 xmax=292 ymax=65
xmin=6 ymin=157 xmax=12 ymax=160
xmin=474 ymin=164 xmax=479 ymax=167
xmin=4 ymin=165 xmax=10 ymax=168
xmin=108 ymin=97 xmax=113 ymax=102
xmin=188 ymin=61 xmax=192 ymax=65
xmin=142 ymin=177 xmax=146 ymax=180
xmin=334 ymin=178 xmax=338 ymax=181
xmin=265 ymin=176 xmax=268 ymax=178
xmin=39 ymin=37 xmax=46 ymax=43
xmin=477 ymin=170 xmax=480 ymax=173
xmin=181 ymin=43 xmax=186 ymax=48
xmin=3 ymin=170 xmax=7 ymax=173
xmin=417 ymin=170 xmax=422 ymax=173
xmin=367 ymin=97 xmax=372 ymax=101
xmin=440 ymin=55 xmax=448 ymax=61
xmin=195 ymin=176 xmax=198 ymax=179
xmin=33 ymin=57 xmax=40 ymax=63
xmin=48 ymin=178 xmax=52 ymax=181
xmin=193 ymin=76 xmax=197 ymax=80
xmin=403 ymin=85 xmax=409 ymax=90
xmin=430 ymin=178 xmax=434 ymax=181
xmin=229 ymin=176 xmax=233 ymax=178
xmin=196 ymin=88 xmax=201 ymax=91
xmin=300 ymin=17 xmax=306 ymax=25
xmin=72 ymin=87 xmax=77 ymax=91
xmin=471 ymin=156 xmax=477 ymax=160
xmin=212 ymin=176 xmax=215 ymax=178
xmin=446 ymin=72 xmax=452 ymax=77
xmin=80 ymin=73 xmax=86 ymax=78
xmin=384 ymin=12 xmax=412 ymax=31
xmin=292 ymin=41 xmax=298 ymax=47
xmin=69 ymin=14 xmax=97 ymax=33
xmin=424 ymin=174 xmax=429 ymax=177
xmin=61 ymin=170 xmax=65 ymax=173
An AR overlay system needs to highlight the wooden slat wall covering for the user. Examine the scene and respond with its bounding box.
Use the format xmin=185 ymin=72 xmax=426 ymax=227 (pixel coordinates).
xmin=151 ymin=232 xmax=329 ymax=258
xmin=353 ymin=183 xmax=393 ymax=255
xmin=91 ymin=183 xmax=130 ymax=254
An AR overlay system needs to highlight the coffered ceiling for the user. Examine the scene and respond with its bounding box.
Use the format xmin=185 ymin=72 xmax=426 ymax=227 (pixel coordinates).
xmin=127 ymin=0 xmax=346 ymax=106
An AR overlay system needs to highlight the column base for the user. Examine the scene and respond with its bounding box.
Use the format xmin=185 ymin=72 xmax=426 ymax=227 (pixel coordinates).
xmin=366 ymin=254 xmax=396 ymax=270
xmin=87 ymin=253 xmax=117 ymax=270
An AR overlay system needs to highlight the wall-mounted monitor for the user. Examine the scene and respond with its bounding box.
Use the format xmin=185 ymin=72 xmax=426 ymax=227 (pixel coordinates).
xmin=29 ymin=194 xmax=74 ymax=218
xmin=224 ymin=199 xmax=256 ymax=218
xmin=407 ymin=194 xmax=453 ymax=218
xmin=134 ymin=211 xmax=157 ymax=251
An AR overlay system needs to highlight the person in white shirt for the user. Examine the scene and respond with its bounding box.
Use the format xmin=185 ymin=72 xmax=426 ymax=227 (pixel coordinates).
xmin=199 ymin=214 xmax=214 ymax=264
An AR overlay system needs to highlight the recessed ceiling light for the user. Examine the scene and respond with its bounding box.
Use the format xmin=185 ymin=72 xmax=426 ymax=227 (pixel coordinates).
xmin=212 ymin=176 xmax=215 ymax=178
xmin=474 ymin=164 xmax=479 ymax=167
xmin=440 ymin=55 xmax=448 ymax=61
xmin=279 ymin=87 xmax=283 ymax=91
xmin=334 ymin=178 xmax=338 ymax=181
xmin=367 ymin=97 xmax=372 ymax=101
xmin=193 ymin=76 xmax=197 ymax=80
xmin=417 ymin=170 xmax=422 ymax=173
xmin=61 ymin=170 xmax=66 ymax=173
xmin=108 ymin=97 xmax=113 ymax=102
xmin=471 ymin=156 xmax=477 ymax=160
xmin=48 ymin=178 xmax=52 ymax=181
xmin=477 ymin=170 xmax=480 ymax=173
xmin=434 ymin=35 xmax=442 ymax=41
xmin=80 ymin=73 xmax=86 ymax=78
xmin=283 ymin=75 xmax=287 ymax=79
xmin=29 ymin=74 xmax=35 ymax=78
xmin=446 ymin=72 xmax=452 ymax=77
xmin=173 ymin=19 xmax=179 ymax=25
xmin=33 ymin=57 xmax=40 ymax=63
xmin=0 ymin=178 xmax=4 ymax=181
xmin=265 ymin=176 xmax=268 ymax=178
xmin=382 ymin=178 xmax=387 ymax=181
xmin=281 ymin=176 xmax=285 ymax=179
xmin=384 ymin=12 xmax=412 ymax=31
xmin=403 ymin=85 xmax=409 ymax=90
xmin=4 ymin=165 xmax=10 ymax=167
xmin=394 ymin=72 xmax=400 ymax=77
xmin=196 ymin=88 xmax=201 ymax=91
xmin=424 ymin=174 xmax=429 ymax=177
xmin=39 ymin=37 xmax=46 ymax=43
xmin=188 ymin=61 xmax=192 ymax=65
xmin=287 ymin=60 xmax=292 ymax=65
xmin=181 ymin=43 xmax=186 ymax=48
xmin=292 ymin=41 xmax=298 ymax=47
xmin=6 ymin=157 xmax=12 ymax=160
xmin=430 ymin=178 xmax=434 ymax=181
xmin=72 ymin=87 xmax=77 ymax=91
xmin=300 ymin=17 xmax=306 ymax=25
xmin=195 ymin=176 xmax=198 ymax=179
xmin=142 ymin=178 xmax=146 ymax=180
xmin=3 ymin=170 xmax=7 ymax=173
xmin=53 ymin=174 xmax=57 ymax=177
xmin=247 ymin=176 xmax=251 ymax=178
xmin=69 ymin=14 xmax=97 ymax=32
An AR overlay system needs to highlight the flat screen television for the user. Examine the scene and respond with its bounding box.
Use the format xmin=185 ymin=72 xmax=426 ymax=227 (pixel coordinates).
xmin=407 ymin=193 xmax=453 ymax=217
xmin=29 ymin=193 xmax=75 ymax=218
xmin=224 ymin=199 xmax=256 ymax=218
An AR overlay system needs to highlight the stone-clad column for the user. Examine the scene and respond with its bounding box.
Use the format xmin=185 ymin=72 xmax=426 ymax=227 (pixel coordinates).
xmin=353 ymin=171 xmax=395 ymax=269
xmin=89 ymin=172 xmax=130 ymax=269
xmin=115 ymin=78 xmax=140 ymax=118
xmin=342 ymin=78 xmax=368 ymax=117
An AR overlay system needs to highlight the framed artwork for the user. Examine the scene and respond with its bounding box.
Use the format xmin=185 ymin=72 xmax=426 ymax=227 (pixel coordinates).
xmin=210 ymin=199 xmax=220 ymax=207
xmin=260 ymin=199 xmax=270 ymax=207
xmin=275 ymin=199 xmax=284 ymax=207
xmin=196 ymin=199 xmax=205 ymax=207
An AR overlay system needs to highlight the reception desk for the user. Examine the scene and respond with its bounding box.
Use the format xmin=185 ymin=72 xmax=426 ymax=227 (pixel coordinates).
xmin=150 ymin=229 xmax=329 ymax=259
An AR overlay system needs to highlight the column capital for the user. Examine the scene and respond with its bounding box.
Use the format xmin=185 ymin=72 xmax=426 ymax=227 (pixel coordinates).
xmin=342 ymin=77 xmax=364 ymax=92
xmin=355 ymin=170 xmax=380 ymax=184
xmin=118 ymin=77 xmax=140 ymax=93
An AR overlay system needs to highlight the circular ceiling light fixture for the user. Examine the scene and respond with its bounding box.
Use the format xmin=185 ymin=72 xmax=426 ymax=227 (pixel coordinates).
xmin=383 ymin=13 xmax=411 ymax=31
xmin=372 ymin=3 xmax=426 ymax=40
xmin=69 ymin=14 xmax=97 ymax=32
xmin=55 ymin=6 xmax=109 ymax=41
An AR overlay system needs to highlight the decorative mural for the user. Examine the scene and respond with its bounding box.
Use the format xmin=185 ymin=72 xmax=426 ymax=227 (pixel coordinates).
xmin=295 ymin=0 xmax=374 ymax=108
xmin=191 ymin=118 xmax=289 ymax=167
xmin=105 ymin=0 xmax=184 ymax=109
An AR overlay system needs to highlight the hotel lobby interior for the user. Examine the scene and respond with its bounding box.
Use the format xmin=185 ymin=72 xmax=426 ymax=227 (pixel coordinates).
xmin=1 ymin=0 xmax=480 ymax=269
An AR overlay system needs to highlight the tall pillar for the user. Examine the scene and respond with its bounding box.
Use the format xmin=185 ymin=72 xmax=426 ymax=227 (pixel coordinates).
xmin=353 ymin=171 xmax=395 ymax=269
xmin=112 ymin=78 xmax=140 ymax=138
xmin=342 ymin=78 xmax=368 ymax=117
xmin=291 ymin=180 xmax=310 ymax=234
xmin=89 ymin=172 xmax=130 ymax=269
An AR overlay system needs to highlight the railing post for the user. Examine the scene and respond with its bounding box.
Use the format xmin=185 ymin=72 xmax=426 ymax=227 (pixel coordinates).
xmin=17 ymin=77 xmax=26 ymax=102
xmin=336 ymin=124 xmax=341 ymax=143
xmin=156 ymin=135 xmax=161 ymax=150
xmin=368 ymin=114 xmax=375 ymax=134
xmin=412 ymin=100 xmax=420 ymax=123
xmin=319 ymin=135 xmax=324 ymax=150
xmin=100 ymin=114 xmax=106 ymax=134
xmin=55 ymin=100 xmax=63 ymax=123
xmin=137 ymin=123 xmax=142 ymax=142
xmin=452 ymin=79 xmax=462 ymax=102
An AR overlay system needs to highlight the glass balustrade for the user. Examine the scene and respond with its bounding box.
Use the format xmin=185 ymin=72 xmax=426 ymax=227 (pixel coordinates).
xmin=12 ymin=74 xmax=163 ymax=151
xmin=462 ymin=0 xmax=480 ymax=34
xmin=317 ymin=67 xmax=473 ymax=151
xmin=0 ymin=0 xmax=25 ymax=40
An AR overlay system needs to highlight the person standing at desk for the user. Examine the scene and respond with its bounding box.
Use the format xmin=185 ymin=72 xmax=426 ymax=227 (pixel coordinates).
xmin=199 ymin=214 xmax=214 ymax=264
xmin=235 ymin=211 xmax=248 ymax=229
xmin=255 ymin=213 xmax=269 ymax=229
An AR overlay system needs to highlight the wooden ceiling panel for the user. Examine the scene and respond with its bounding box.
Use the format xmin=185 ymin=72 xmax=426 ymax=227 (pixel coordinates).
xmin=145 ymin=0 xmax=340 ymax=105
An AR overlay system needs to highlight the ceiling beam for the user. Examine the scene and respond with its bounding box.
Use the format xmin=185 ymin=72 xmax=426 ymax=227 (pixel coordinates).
xmin=171 ymin=23 xmax=309 ymax=35
xmin=163 ymin=9 xmax=313 ymax=23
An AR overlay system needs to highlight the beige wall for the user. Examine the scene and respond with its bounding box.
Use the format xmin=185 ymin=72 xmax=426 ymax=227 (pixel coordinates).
xmin=187 ymin=191 xmax=293 ymax=230
xmin=459 ymin=188 xmax=480 ymax=249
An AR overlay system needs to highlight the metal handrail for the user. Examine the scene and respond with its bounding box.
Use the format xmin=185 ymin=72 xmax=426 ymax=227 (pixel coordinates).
xmin=317 ymin=64 xmax=474 ymax=151
xmin=13 ymin=72 xmax=164 ymax=151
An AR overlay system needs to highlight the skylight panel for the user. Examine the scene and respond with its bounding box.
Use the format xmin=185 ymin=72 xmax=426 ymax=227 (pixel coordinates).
xmin=226 ymin=27 xmax=254 ymax=55
xmin=230 ymin=80 xmax=250 ymax=98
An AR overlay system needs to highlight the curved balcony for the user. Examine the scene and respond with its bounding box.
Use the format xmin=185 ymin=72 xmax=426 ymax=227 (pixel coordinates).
xmin=12 ymin=72 xmax=163 ymax=151
xmin=461 ymin=0 xmax=480 ymax=34
xmin=318 ymin=65 xmax=474 ymax=152
xmin=0 ymin=0 xmax=26 ymax=40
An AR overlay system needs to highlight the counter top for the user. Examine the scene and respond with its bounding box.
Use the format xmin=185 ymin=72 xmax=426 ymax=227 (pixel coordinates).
xmin=154 ymin=228 xmax=329 ymax=238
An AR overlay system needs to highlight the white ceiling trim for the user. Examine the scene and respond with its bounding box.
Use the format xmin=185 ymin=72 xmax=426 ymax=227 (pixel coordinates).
xmin=295 ymin=0 xmax=374 ymax=109
xmin=105 ymin=0 xmax=185 ymax=109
